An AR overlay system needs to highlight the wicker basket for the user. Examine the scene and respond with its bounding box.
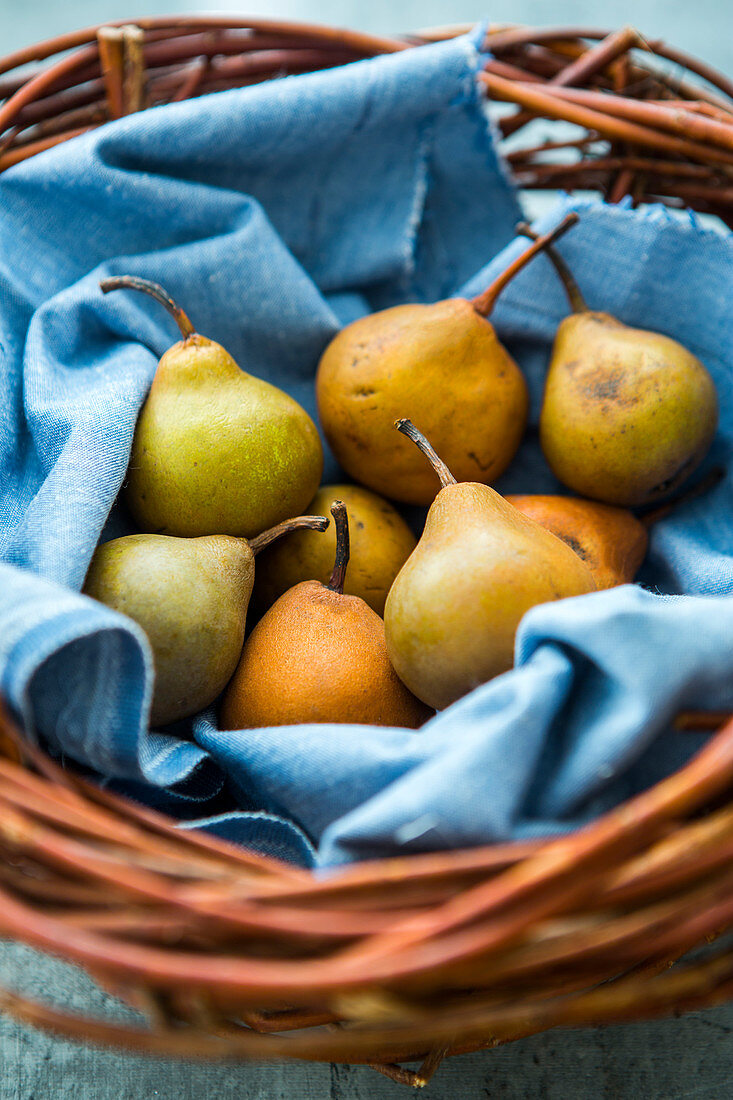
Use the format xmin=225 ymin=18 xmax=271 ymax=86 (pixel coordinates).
xmin=1 ymin=18 xmax=733 ymax=1088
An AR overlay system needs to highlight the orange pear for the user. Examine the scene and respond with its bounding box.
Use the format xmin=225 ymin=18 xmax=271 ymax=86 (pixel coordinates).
xmin=220 ymin=502 xmax=431 ymax=730
xmin=316 ymin=215 xmax=579 ymax=505
xmin=252 ymin=482 xmax=416 ymax=617
xmin=505 ymin=495 xmax=648 ymax=590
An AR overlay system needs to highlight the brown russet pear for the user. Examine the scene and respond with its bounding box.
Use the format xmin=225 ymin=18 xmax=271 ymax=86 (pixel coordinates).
xmin=316 ymin=214 xmax=579 ymax=505
xmin=505 ymin=495 xmax=648 ymax=590
xmin=384 ymin=421 xmax=597 ymax=711
xmin=252 ymin=482 xmax=417 ymax=618
xmin=100 ymin=276 xmax=323 ymax=538
xmin=220 ymin=502 xmax=431 ymax=730
xmin=83 ymin=515 xmax=328 ymax=727
xmin=528 ymin=225 xmax=719 ymax=507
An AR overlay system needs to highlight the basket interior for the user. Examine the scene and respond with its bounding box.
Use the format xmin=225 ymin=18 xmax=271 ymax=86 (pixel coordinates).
xmin=1 ymin=18 xmax=733 ymax=1082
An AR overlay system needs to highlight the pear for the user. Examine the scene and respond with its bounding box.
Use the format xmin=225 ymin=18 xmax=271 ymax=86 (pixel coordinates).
xmin=507 ymin=465 xmax=724 ymax=590
xmin=100 ymin=276 xmax=323 ymax=538
xmin=316 ymin=214 xmax=579 ymax=506
xmin=505 ymin=494 xmax=648 ymax=590
xmin=522 ymin=225 xmax=719 ymax=507
xmin=252 ymin=482 xmax=417 ymax=618
xmin=83 ymin=515 xmax=328 ymax=726
xmin=384 ymin=421 xmax=597 ymax=710
xmin=220 ymin=502 xmax=431 ymax=730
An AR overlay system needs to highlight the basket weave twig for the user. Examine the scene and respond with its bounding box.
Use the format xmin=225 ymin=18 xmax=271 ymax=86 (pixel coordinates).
xmin=1 ymin=17 xmax=733 ymax=1086
xmin=2 ymin=19 xmax=732 ymax=221
xmin=2 ymin=702 xmax=733 ymax=1085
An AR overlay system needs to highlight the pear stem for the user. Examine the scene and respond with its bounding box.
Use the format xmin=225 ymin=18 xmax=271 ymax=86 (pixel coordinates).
xmin=637 ymin=466 xmax=725 ymax=528
xmin=326 ymin=501 xmax=350 ymax=594
xmin=100 ymin=276 xmax=197 ymax=340
xmin=471 ymin=212 xmax=579 ymax=318
xmin=675 ymin=709 xmax=733 ymax=732
xmin=516 ymin=221 xmax=589 ymax=313
xmin=395 ymin=419 xmax=457 ymax=489
xmin=248 ymin=515 xmax=329 ymax=556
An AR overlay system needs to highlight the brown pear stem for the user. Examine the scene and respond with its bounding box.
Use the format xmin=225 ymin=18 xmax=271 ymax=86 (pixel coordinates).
xmin=395 ymin=419 xmax=457 ymax=489
xmin=638 ymin=466 xmax=725 ymax=528
xmin=326 ymin=501 xmax=350 ymax=594
xmin=100 ymin=275 xmax=196 ymax=340
xmin=516 ymin=221 xmax=589 ymax=313
xmin=471 ymin=211 xmax=579 ymax=318
xmin=248 ymin=515 xmax=329 ymax=556
xmin=675 ymin=710 xmax=733 ymax=732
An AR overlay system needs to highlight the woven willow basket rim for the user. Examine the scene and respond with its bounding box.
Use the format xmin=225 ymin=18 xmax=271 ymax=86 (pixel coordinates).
xmin=1 ymin=16 xmax=733 ymax=1087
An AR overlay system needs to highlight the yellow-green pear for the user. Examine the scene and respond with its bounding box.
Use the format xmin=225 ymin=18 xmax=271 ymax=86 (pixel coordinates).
xmin=384 ymin=421 xmax=596 ymax=711
xmin=540 ymin=314 xmax=718 ymax=506
xmin=83 ymin=515 xmax=328 ymax=726
xmin=100 ymin=276 xmax=323 ymax=537
xmin=520 ymin=224 xmax=719 ymax=507
xmin=316 ymin=215 xmax=579 ymax=505
xmin=252 ymin=483 xmax=417 ymax=617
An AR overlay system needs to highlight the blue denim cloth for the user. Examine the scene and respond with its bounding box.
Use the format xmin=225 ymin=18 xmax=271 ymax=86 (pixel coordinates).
xmin=1 ymin=31 xmax=732 ymax=868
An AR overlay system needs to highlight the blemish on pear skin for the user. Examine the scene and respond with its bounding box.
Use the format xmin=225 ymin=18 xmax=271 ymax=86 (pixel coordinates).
xmin=343 ymin=431 xmax=370 ymax=453
xmin=652 ymin=455 xmax=697 ymax=496
xmin=560 ymin=535 xmax=588 ymax=560
xmin=467 ymin=451 xmax=495 ymax=473
xmin=579 ymin=368 xmax=639 ymax=406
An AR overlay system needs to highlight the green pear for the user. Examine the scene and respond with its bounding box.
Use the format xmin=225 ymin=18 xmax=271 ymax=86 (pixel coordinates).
xmin=515 ymin=223 xmax=719 ymax=507
xmin=82 ymin=515 xmax=328 ymax=726
xmin=316 ymin=215 xmax=579 ymax=506
xmin=100 ymin=276 xmax=324 ymax=538
xmin=384 ymin=421 xmax=596 ymax=710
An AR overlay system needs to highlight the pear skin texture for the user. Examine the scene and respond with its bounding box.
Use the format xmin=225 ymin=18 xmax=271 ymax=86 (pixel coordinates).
xmin=315 ymin=300 xmax=528 ymax=505
xmin=83 ymin=533 xmax=254 ymax=726
xmin=506 ymin=494 xmax=648 ymax=590
xmin=252 ymin=484 xmax=416 ymax=618
xmin=127 ymin=335 xmax=323 ymax=538
xmin=220 ymin=581 xmax=432 ymax=730
xmin=384 ymin=483 xmax=597 ymax=711
xmin=539 ymin=313 xmax=718 ymax=506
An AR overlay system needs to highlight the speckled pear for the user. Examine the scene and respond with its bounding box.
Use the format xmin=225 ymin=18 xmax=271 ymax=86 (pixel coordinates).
xmin=523 ymin=225 xmax=719 ymax=507
xmin=83 ymin=515 xmax=328 ymax=726
xmin=252 ymin=482 xmax=417 ymax=617
xmin=384 ymin=422 xmax=596 ymax=711
xmin=316 ymin=215 xmax=579 ymax=505
xmin=100 ymin=277 xmax=323 ymax=538
xmin=220 ymin=503 xmax=431 ymax=730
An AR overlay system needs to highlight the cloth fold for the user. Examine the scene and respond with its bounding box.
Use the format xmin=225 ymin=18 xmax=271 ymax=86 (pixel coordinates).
xmin=1 ymin=30 xmax=732 ymax=868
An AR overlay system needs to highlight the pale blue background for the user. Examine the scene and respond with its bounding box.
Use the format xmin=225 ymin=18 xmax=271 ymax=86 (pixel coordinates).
xmin=2 ymin=3 xmax=733 ymax=1097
